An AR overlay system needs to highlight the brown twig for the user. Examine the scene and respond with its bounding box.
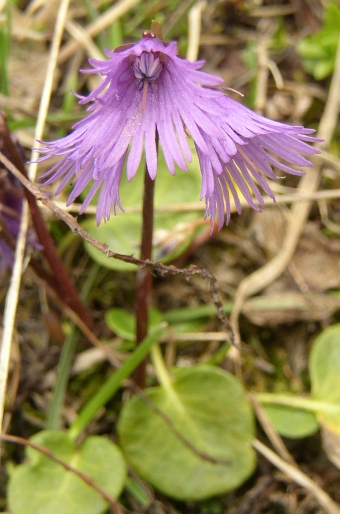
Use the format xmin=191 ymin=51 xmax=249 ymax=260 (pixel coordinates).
xmin=0 ymin=150 xmax=235 ymax=347
xmin=0 ymin=433 xmax=125 ymax=514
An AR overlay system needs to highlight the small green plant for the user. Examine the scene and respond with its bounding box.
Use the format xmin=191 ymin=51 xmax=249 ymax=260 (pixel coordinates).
xmin=257 ymin=323 xmax=340 ymax=439
xmin=298 ymin=2 xmax=340 ymax=80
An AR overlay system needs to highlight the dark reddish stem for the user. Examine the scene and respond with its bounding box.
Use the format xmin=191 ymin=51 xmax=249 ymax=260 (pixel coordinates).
xmin=134 ymin=164 xmax=155 ymax=388
xmin=0 ymin=114 xmax=94 ymax=330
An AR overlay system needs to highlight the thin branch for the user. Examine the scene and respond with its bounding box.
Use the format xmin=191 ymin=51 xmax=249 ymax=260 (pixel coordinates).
xmin=0 ymin=151 xmax=235 ymax=348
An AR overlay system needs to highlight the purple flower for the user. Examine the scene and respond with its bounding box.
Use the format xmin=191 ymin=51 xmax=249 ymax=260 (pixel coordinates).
xmin=37 ymin=31 xmax=321 ymax=229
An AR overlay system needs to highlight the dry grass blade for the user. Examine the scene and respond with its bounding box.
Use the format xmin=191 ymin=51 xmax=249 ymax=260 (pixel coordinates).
xmin=42 ymin=186 xmax=340 ymax=215
xmin=253 ymin=439 xmax=340 ymax=514
xmin=29 ymin=0 xmax=71 ymax=176
xmin=65 ymin=19 xmax=104 ymax=60
xmin=0 ymin=201 xmax=29 ymax=442
xmin=58 ymin=0 xmax=142 ymax=64
xmin=187 ymin=0 xmax=206 ymax=62
xmin=0 ymin=0 xmax=70 ymax=440
xmin=250 ymin=394 xmax=296 ymax=466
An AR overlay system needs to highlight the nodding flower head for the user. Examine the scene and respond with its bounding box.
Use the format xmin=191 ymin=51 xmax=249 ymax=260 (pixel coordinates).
xmin=37 ymin=31 xmax=322 ymax=228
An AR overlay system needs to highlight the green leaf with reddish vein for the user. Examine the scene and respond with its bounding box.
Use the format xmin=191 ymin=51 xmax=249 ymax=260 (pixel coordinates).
xmin=8 ymin=430 xmax=126 ymax=514
xmin=118 ymin=365 xmax=255 ymax=501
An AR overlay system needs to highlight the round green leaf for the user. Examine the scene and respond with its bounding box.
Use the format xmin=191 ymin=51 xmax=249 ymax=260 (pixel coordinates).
xmin=310 ymin=324 xmax=340 ymax=433
xmin=263 ymin=404 xmax=319 ymax=438
xmin=118 ymin=365 xmax=256 ymax=500
xmin=8 ymin=431 xmax=126 ymax=514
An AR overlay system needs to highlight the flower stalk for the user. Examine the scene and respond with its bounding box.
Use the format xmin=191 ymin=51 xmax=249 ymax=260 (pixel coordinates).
xmin=134 ymin=160 xmax=155 ymax=388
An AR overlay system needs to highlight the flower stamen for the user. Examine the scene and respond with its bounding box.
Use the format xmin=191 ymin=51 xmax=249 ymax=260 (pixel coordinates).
xmin=133 ymin=52 xmax=162 ymax=112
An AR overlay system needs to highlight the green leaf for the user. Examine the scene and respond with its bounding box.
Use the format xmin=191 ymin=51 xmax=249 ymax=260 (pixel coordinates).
xmin=125 ymin=476 xmax=150 ymax=507
xmin=105 ymin=308 xmax=136 ymax=340
xmin=263 ymin=404 xmax=319 ymax=438
xmin=310 ymin=323 xmax=340 ymax=433
xmin=8 ymin=431 xmax=126 ymax=514
xmin=312 ymin=60 xmax=336 ymax=81
xmin=105 ymin=307 xmax=164 ymax=340
xmin=118 ymin=365 xmax=255 ymax=500
xmin=105 ymin=305 xmax=204 ymax=342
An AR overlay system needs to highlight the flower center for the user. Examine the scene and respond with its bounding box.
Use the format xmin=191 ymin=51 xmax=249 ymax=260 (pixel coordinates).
xmin=133 ymin=52 xmax=162 ymax=111
xmin=133 ymin=52 xmax=162 ymax=85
